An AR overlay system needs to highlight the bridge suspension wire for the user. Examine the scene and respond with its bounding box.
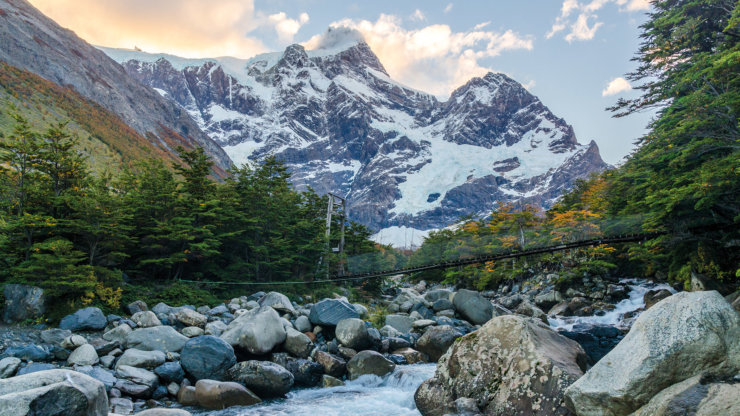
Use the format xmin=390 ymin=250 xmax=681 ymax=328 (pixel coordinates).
xmin=176 ymin=231 xmax=666 ymax=287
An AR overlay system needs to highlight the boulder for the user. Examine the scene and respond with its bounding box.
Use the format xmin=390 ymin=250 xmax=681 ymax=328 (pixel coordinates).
xmin=415 ymin=315 xmax=587 ymax=416
xmin=346 ymin=350 xmax=396 ymax=380
xmin=564 ymin=291 xmax=740 ymax=416
xmin=116 ymin=348 xmax=166 ymax=369
xmin=2 ymin=284 xmax=45 ymax=324
xmin=126 ymin=326 xmax=189 ymax=353
xmin=629 ymin=374 xmax=740 ymax=416
xmin=16 ymin=363 xmax=56 ymax=375
xmin=321 ymin=374 xmax=344 ymax=387
xmin=226 ymin=360 xmax=294 ymax=397
xmin=58 ymin=307 xmax=107 ymax=331
xmin=424 ymin=289 xmax=452 ymax=303
xmin=110 ymin=397 xmax=134 ymax=414
xmin=283 ymin=327 xmax=313 ymax=358
xmin=67 ymin=344 xmax=99 ymax=366
xmin=514 ymin=300 xmax=549 ymax=324
xmin=432 ymin=298 xmax=454 ymax=312
xmin=177 ymin=385 xmax=197 ymax=406
xmin=312 ymin=350 xmax=346 ymax=378
xmin=220 ymin=306 xmax=287 ymax=355
xmin=308 ymin=299 xmax=359 ymax=326
xmin=0 ymin=357 xmax=21 ymax=379
xmin=384 ymin=314 xmax=414 ymax=334
xmin=194 ymin=379 xmax=261 ymax=410
xmin=180 ymin=336 xmax=236 ymax=381
xmin=534 ymin=290 xmax=564 ymax=310
xmin=416 ymin=325 xmax=463 ymax=362
xmin=73 ymin=366 xmax=116 ymax=391
xmin=393 ymin=348 xmax=428 ymax=364
xmin=204 ymin=321 xmax=227 ymax=337
xmin=125 ymin=300 xmax=148 ymax=315
xmin=116 ymin=365 xmax=158 ymax=389
xmin=103 ymin=324 xmax=132 ymax=344
xmin=182 ymin=326 xmax=204 ymax=337
xmin=452 ymin=289 xmax=494 ymax=325
xmin=0 ymin=369 xmax=107 ymax=416
xmin=154 ymin=361 xmax=185 ymax=384
xmin=284 ymin=358 xmax=324 ymax=387
xmin=40 ymin=328 xmax=72 ymax=345
xmin=335 ymin=318 xmax=370 ymax=350
xmin=2 ymin=344 xmax=51 ymax=362
xmin=131 ymin=311 xmax=161 ymax=328
xmin=259 ymin=292 xmax=296 ymax=315
xmin=175 ymin=309 xmax=207 ymax=327
xmin=60 ymin=334 xmax=88 ymax=349
xmin=294 ymin=315 xmax=312 ymax=332
xmin=643 ymin=288 xmax=672 ymax=309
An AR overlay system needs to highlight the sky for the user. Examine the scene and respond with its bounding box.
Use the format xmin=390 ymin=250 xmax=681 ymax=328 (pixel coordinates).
xmin=29 ymin=0 xmax=656 ymax=165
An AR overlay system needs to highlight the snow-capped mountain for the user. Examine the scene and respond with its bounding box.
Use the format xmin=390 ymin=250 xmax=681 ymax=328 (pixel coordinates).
xmin=101 ymin=29 xmax=608 ymax=246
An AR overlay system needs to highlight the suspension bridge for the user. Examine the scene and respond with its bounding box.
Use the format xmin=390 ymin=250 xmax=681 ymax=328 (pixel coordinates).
xmin=178 ymin=230 xmax=668 ymax=286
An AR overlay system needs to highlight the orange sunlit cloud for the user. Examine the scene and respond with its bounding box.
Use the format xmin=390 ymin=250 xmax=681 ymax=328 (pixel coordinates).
xmin=29 ymin=0 xmax=268 ymax=58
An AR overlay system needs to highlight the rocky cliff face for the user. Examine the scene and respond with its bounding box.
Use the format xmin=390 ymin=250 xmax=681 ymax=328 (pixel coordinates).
xmin=103 ymin=30 xmax=609 ymax=244
xmin=0 ymin=0 xmax=232 ymax=173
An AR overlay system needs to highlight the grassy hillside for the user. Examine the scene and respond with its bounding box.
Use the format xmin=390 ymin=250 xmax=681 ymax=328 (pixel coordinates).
xmin=0 ymin=62 xmax=191 ymax=174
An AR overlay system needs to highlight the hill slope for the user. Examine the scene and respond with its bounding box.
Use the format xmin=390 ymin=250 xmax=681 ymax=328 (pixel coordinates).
xmin=0 ymin=0 xmax=232 ymax=174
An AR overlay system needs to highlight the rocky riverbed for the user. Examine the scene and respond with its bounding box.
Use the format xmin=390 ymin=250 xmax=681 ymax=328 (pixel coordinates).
xmin=1 ymin=274 xmax=738 ymax=416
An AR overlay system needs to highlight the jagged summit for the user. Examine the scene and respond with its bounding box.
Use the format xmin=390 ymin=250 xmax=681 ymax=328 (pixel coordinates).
xmin=103 ymin=33 xmax=609 ymax=246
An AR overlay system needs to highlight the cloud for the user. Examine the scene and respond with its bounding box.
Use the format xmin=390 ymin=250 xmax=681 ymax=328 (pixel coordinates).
xmin=602 ymin=77 xmax=632 ymax=96
xmin=305 ymin=14 xmax=533 ymax=97
xmin=444 ymin=3 xmax=454 ymax=13
xmin=28 ymin=0 xmax=309 ymax=58
xmin=565 ymin=13 xmax=603 ymax=42
xmin=548 ymin=0 xmax=650 ymax=42
xmin=410 ymin=9 xmax=426 ymax=22
xmin=268 ymin=12 xmax=309 ymax=43
xmin=616 ymin=0 xmax=651 ymax=11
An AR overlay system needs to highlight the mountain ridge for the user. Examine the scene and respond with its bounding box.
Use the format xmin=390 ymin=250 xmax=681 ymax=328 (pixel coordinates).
xmin=102 ymin=34 xmax=609 ymax=245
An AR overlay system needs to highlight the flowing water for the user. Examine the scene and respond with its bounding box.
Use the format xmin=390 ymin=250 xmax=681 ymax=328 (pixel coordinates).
xmin=548 ymin=278 xmax=675 ymax=331
xmin=193 ymin=364 xmax=437 ymax=416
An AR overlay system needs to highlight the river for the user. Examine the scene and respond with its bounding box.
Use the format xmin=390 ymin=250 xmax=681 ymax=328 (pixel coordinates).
xmin=193 ymin=364 xmax=436 ymax=416
xmin=193 ymin=279 xmax=669 ymax=415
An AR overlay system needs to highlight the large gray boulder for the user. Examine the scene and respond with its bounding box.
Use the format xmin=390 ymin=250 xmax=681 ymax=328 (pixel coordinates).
xmin=415 ymin=315 xmax=587 ymax=416
xmin=452 ymin=289 xmax=494 ymax=325
xmin=0 ymin=369 xmax=107 ymax=416
xmin=181 ymin=336 xmax=236 ymax=381
xmin=194 ymin=379 xmax=261 ymax=409
xmin=175 ymin=309 xmax=207 ymax=327
xmin=384 ymin=314 xmax=414 ymax=334
xmin=59 ymin=307 xmax=107 ymax=331
xmin=630 ymin=374 xmax=740 ymax=416
xmin=131 ymin=311 xmax=162 ymax=328
xmin=0 ymin=357 xmax=21 ymax=379
xmin=40 ymin=328 xmax=72 ymax=345
xmin=67 ymin=344 xmax=99 ymax=366
xmin=116 ymin=348 xmax=166 ymax=369
xmin=126 ymin=326 xmax=189 ymax=352
xmin=220 ymin=306 xmax=286 ymax=355
xmin=308 ymin=299 xmax=359 ymax=326
xmin=416 ymin=325 xmax=462 ymax=362
xmin=564 ymin=291 xmax=740 ymax=416
xmin=335 ymin=318 xmax=370 ymax=350
xmin=283 ymin=327 xmax=313 ymax=358
xmin=346 ymin=350 xmax=396 ymax=380
xmin=259 ymin=292 xmax=296 ymax=315
xmin=226 ymin=360 xmax=294 ymax=397
xmin=2 ymin=284 xmax=45 ymax=324
xmin=103 ymin=323 xmax=132 ymax=344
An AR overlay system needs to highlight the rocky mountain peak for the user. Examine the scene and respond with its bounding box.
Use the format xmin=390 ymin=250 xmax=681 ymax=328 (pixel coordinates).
xmin=103 ymin=35 xmax=609 ymax=245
